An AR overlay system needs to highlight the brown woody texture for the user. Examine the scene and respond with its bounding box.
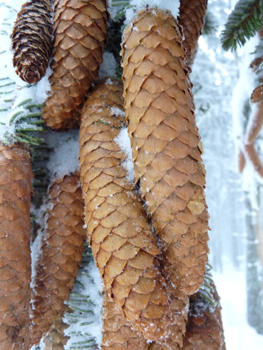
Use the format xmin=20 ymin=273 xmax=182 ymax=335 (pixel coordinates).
xmin=11 ymin=0 xmax=53 ymax=84
xmin=42 ymin=0 xmax=108 ymax=131
xmin=101 ymin=291 xmax=149 ymax=350
xmin=122 ymin=8 xmax=210 ymax=298
xmin=182 ymin=283 xmax=226 ymax=350
xmin=246 ymin=100 xmax=263 ymax=144
xmin=0 ymin=144 xmax=33 ymax=350
xmin=79 ymin=79 xmax=175 ymax=341
xmin=251 ymin=84 xmax=263 ymax=103
xmin=42 ymin=309 xmax=70 ymax=350
xmin=30 ymin=173 xmax=86 ymax=346
xmin=178 ymin=0 xmax=208 ymax=66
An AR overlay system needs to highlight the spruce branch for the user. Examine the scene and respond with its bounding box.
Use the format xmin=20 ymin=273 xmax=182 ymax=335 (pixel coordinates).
xmin=221 ymin=0 xmax=263 ymax=51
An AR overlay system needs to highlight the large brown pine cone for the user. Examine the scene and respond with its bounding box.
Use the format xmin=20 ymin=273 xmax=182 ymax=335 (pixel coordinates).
xmin=121 ymin=8 xmax=209 ymax=298
xmin=79 ymin=78 xmax=174 ymax=341
xmin=30 ymin=173 xmax=86 ymax=346
xmin=0 ymin=143 xmax=33 ymax=350
xmin=11 ymin=0 xmax=53 ymax=84
xmin=178 ymin=0 xmax=208 ymax=66
xmin=42 ymin=0 xmax=108 ymax=131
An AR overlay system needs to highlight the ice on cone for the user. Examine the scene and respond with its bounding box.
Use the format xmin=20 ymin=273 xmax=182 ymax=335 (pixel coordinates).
xmin=0 ymin=143 xmax=33 ymax=350
xmin=178 ymin=0 xmax=208 ymax=66
xmin=30 ymin=173 xmax=86 ymax=346
xmin=42 ymin=0 xmax=108 ymax=131
xmin=121 ymin=8 xmax=210 ymax=298
xmin=79 ymin=78 xmax=173 ymax=341
xmin=11 ymin=0 xmax=53 ymax=84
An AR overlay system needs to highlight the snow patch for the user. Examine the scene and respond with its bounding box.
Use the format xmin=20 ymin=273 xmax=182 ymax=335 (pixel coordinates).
xmin=115 ymin=127 xmax=135 ymax=184
xmin=98 ymin=51 xmax=117 ymax=80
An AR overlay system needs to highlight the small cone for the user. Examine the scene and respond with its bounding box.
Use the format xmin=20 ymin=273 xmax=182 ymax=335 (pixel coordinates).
xmin=0 ymin=143 xmax=33 ymax=350
xmin=238 ymin=149 xmax=246 ymax=173
xmin=251 ymin=84 xmax=263 ymax=103
xmin=30 ymin=173 xmax=86 ymax=346
xmin=121 ymin=8 xmax=210 ymax=297
xmin=79 ymin=78 xmax=173 ymax=341
xmin=101 ymin=291 xmax=149 ymax=350
xmin=11 ymin=0 xmax=53 ymax=84
xmin=42 ymin=0 xmax=108 ymax=131
xmin=182 ymin=282 xmax=226 ymax=350
xmin=246 ymin=100 xmax=263 ymax=144
xmin=244 ymin=143 xmax=263 ymax=178
xmin=42 ymin=308 xmax=70 ymax=350
xmin=178 ymin=0 xmax=208 ymax=66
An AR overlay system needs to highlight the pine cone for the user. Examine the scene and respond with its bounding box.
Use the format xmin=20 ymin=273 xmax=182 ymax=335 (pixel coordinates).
xmin=121 ymin=8 xmax=209 ymax=297
xmin=42 ymin=308 xmax=70 ymax=350
xmin=246 ymin=100 xmax=263 ymax=143
xmin=251 ymin=84 xmax=263 ymax=103
xmin=79 ymin=78 xmax=172 ymax=341
xmin=0 ymin=143 xmax=33 ymax=350
xmin=42 ymin=0 xmax=108 ymax=131
xmin=11 ymin=0 xmax=53 ymax=84
xmin=244 ymin=143 xmax=263 ymax=178
xmin=30 ymin=173 xmax=86 ymax=346
xmin=178 ymin=0 xmax=208 ymax=66
xmin=182 ymin=283 xmax=226 ymax=350
xmin=101 ymin=290 xmax=149 ymax=350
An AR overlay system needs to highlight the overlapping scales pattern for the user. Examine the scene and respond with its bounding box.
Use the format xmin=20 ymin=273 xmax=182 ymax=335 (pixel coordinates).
xmin=30 ymin=173 xmax=86 ymax=346
xmin=0 ymin=144 xmax=33 ymax=350
xmin=183 ymin=283 xmax=226 ymax=350
xmin=79 ymin=79 xmax=172 ymax=341
xmin=11 ymin=0 xmax=53 ymax=84
xmin=42 ymin=0 xmax=108 ymax=131
xmin=121 ymin=8 xmax=210 ymax=296
xmin=101 ymin=291 xmax=149 ymax=350
xmin=178 ymin=0 xmax=208 ymax=66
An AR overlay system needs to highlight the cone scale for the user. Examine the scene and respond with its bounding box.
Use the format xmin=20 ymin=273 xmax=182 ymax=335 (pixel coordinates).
xmin=30 ymin=173 xmax=86 ymax=346
xmin=79 ymin=79 xmax=175 ymax=341
xmin=11 ymin=0 xmax=53 ymax=84
xmin=121 ymin=8 xmax=210 ymax=299
xmin=0 ymin=143 xmax=33 ymax=350
xmin=178 ymin=0 xmax=208 ymax=66
xmin=42 ymin=0 xmax=108 ymax=131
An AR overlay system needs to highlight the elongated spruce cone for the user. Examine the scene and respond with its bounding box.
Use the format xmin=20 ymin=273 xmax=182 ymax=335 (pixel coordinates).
xmin=42 ymin=0 xmax=108 ymax=131
xmin=11 ymin=0 xmax=53 ymax=84
xmin=79 ymin=79 xmax=172 ymax=341
xmin=30 ymin=173 xmax=86 ymax=346
xmin=238 ymin=149 xmax=246 ymax=173
xmin=178 ymin=0 xmax=208 ymax=66
xmin=122 ymin=8 xmax=210 ymax=296
xmin=0 ymin=144 xmax=33 ymax=350
xmin=244 ymin=143 xmax=263 ymax=178
xmin=183 ymin=283 xmax=226 ymax=349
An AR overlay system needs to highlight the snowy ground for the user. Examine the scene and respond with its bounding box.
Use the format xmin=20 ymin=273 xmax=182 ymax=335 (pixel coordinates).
xmin=213 ymin=262 xmax=263 ymax=349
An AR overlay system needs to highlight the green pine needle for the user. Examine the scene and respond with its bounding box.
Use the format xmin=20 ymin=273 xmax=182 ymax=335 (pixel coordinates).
xmin=221 ymin=0 xmax=263 ymax=51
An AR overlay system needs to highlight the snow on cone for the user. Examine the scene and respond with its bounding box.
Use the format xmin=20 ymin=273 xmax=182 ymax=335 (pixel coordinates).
xmin=42 ymin=0 xmax=108 ymax=131
xmin=0 ymin=143 xmax=33 ymax=350
xmin=79 ymin=78 xmax=172 ymax=341
xmin=101 ymin=291 xmax=149 ymax=350
xmin=11 ymin=0 xmax=53 ymax=84
xmin=182 ymin=282 xmax=226 ymax=350
xmin=30 ymin=173 xmax=86 ymax=346
xmin=246 ymin=100 xmax=263 ymax=144
xmin=121 ymin=8 xmax=210 ymax=296
xmin=178 ymin=0 xmax=208 ymax=66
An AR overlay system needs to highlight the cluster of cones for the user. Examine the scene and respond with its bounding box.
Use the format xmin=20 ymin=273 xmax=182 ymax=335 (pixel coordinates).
xmin=0 ymin=0 xmax=226 ymax=349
